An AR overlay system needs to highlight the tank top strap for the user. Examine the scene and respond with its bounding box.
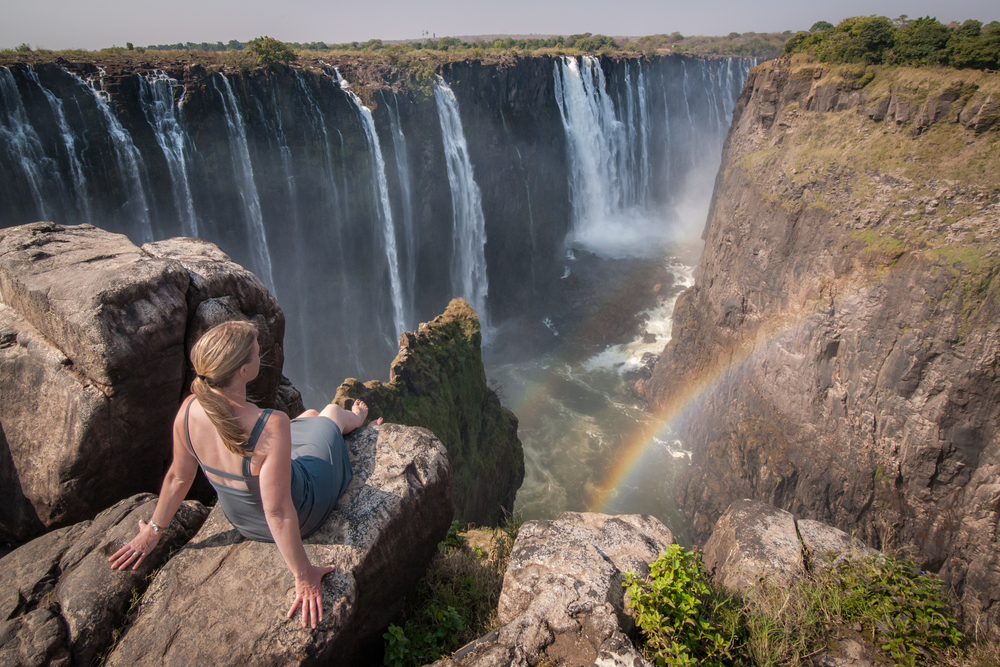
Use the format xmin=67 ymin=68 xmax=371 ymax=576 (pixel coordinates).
xmin=242 ymin=409 xmax=273 ymax=477
xmin=184 ymin=397 xmax=256 ymax=482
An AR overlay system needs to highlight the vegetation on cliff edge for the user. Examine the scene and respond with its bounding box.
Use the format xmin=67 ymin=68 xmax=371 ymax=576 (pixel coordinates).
xmin=625 ymin=545 xmax=996 ymax=666
xmin=784 ymin=15 xmax=1000 ymax=69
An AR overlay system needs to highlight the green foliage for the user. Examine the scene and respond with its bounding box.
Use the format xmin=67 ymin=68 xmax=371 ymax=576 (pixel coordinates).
xmin=220 ymin=49 xmax=257 ymax=74
xmin=785 ymin=14 xmax=1000 ymax=69
xmin=626 ymin=545 xmax=973 ymax=666
xmin=246 ymin=36 xmax=297 ymax=68
xmin=381 ymin=517 xmax=522 ymax=666
xmin=810 ymin=21 xmax=834 ymax=32
xmin=624 ymin=545 xmax=740 ymax=666
xmin=828 ymin=555 xmax=961 ymax=665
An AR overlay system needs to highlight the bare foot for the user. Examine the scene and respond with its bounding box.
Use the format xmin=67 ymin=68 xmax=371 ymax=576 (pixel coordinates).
xmin=353 ymin=400 xmax=383 ymax=426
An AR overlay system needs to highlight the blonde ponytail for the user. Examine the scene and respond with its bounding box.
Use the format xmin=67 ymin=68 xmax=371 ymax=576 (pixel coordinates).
xmin=190 ymin=321 xmax=259 ymax=455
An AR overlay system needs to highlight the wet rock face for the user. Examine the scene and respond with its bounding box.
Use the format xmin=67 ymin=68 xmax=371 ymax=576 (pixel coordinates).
xmin=638 ymin=60 xmax=1000 ymax=625
xmin=0 ymin=494 xmax=208 ymax=667
xmin=434 ymin=512 xmax=672 ymax=667
xmin=335 ymin=298 xmax=524 ymax=527
xmin=104 ymin=423 xmax=452 ymax=667
xmin=0 ymin=223 xmax=284 ymax=541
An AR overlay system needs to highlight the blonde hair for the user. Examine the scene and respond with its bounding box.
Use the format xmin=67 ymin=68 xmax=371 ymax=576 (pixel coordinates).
xmin=190 ymin=320 xmax=258 ymax=455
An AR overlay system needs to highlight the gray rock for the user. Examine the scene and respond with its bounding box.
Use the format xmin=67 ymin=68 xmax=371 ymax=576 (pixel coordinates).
xmin=435 ymin=512 xmax=671 ymax=667
xmin=0 ymin=224 xmax=287 ymax=540
xmin=703 ymin=500 xmax=804 ymax=591
xmin=0 ymin=223 xmax=188 ymax=539
xmin=142 ymin=237 xmax=284 ymax=407
xmin=105 ymin=423 xmax=453 ymax=666
xmin=798 ymin=519 xmax=877 ymax=568
xmin=0 ymin=494 xmax=208 ymax=667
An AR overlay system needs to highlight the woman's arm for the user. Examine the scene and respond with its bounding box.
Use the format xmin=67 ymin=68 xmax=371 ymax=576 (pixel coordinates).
xmin=258 ymin=411 xmax=335 ymax=629
xmin=109 ymin=402 xmax=200 ymax=570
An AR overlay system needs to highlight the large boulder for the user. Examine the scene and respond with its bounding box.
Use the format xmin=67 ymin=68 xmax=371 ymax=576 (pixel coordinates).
xmin=0 ymin=224 xmax=284 ymax=541
xmin=104 ymin=423 xmax=453 ymax=666
xmin=702 ymin=499 xmax=805 ymax=591
xmin=436 ymin=512 xmax=673 ymax=667
xmin=335 ymin=298 xmax=524 ymax=527
xmin=703 ymin=500 xmax=878 ymax=591
xmin=0 ymin=494 xmax=208 ymax=667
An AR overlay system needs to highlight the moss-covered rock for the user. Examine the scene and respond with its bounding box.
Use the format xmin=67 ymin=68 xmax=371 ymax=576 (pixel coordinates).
xmin=335 ymin=298 xmax=523 ymax=526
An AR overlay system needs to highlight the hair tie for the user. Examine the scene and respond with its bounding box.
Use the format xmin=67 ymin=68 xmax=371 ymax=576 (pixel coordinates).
xmin=196 ymin=374 xmax=208 ymax=381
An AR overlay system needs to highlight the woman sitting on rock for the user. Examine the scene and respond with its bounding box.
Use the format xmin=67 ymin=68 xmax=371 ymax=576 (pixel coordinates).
xmin=109 ymin=320 xmax=372 ymax=629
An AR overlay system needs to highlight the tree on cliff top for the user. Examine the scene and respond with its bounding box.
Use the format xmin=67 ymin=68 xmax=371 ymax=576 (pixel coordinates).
xmin=246 ymin=36 xmax=297 ymax=67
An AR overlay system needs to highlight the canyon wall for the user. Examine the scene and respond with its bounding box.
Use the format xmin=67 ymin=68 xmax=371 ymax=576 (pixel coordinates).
xmin=638 ymin=56 xmax=1000 ymax=624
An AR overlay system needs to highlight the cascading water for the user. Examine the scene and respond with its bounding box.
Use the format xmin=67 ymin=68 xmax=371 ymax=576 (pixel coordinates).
xmin=23 ymin=67 xmax=92 ymax=225
xmin=138 ymin=71 xmax=198 ymax=237
xmin=0 ymin=67 xmax=57 ymax=220
xmin=432 ymin=77 xmax=490 ymax=333
xmin=382 ymin=91 xmax=417 ymax=310
xmin=338 ymin=70 xmax=407 ymax=339
xmin=213 ymin=74 xmax=276 ymax=294
xmin=86 ymin=68 xmax=155 ymax=243
xmin=0 ymin=56 xmax=754 ymax=531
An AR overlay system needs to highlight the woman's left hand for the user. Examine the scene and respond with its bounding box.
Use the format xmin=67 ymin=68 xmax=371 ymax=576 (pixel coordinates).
xmin=109 ymin=519 xmax=162 ymax=570
xmin=287 ymin=564 xmax=337 ymax=629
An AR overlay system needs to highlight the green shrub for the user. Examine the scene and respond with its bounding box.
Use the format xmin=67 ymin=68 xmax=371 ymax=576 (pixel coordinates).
xmin=246 ymin=36 xmax=297 ymax=68
xmin=827 ymin=555 xmax=961 ymax=665
xmin=624 ymin=545 xmax=741 ymax=666
xmin=382 ymin=515 xmax=522 ymax=666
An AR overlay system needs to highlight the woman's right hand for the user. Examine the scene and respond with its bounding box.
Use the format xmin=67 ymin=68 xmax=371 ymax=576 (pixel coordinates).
xmin=287 ymin=564 xmax=337 ymax=629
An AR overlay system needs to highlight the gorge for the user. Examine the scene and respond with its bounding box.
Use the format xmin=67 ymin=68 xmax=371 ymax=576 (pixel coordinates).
xmin=0 ymin=52 xmax=750 ymax=533
xmin=4 ymin=44 xmax=998 ymax=635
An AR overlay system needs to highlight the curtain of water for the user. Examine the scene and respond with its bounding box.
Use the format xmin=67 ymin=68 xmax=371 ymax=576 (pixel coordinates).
xmin=138 ymin=71 xmax=198 ymax=237
xmin=213 ymin=74 xmax=276 ymax=294
xmin=432 ymin=77 xmax=491 ymax=333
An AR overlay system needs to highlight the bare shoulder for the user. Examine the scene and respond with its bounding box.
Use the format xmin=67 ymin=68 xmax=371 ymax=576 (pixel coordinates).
xmin=172 ymin=395 xmax=197 ymax=430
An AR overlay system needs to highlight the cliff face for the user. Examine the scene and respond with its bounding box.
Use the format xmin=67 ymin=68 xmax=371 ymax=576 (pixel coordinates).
xmin=335 ymin=298 xmax=524 ymax=527
xmin=638 ymin=57 xmax=1000 ymax=624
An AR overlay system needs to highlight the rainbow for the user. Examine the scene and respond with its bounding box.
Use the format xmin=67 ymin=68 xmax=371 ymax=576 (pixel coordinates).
xmin=587 ymin=310 xmax=811 ymax=513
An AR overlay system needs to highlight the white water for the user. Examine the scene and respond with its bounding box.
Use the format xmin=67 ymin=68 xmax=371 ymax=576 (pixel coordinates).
xmin=139 ymin=71 xmax=198 ymax=236
xmin=433 ymin=77 xmax=491 ymax=333
xmin=86 ymin=67 xmax=154 ymax=243
xmin=554 ymin=56 xmax=665 ymax=257
xmin=491 ymin=251 xmax=696 ymax=535
xmin=382 ymin=90 xmax=417 ymax=309
xmin=24 ymin=67 xmax=92 ymax=225
xmin=0 ymin=67 xmax=55 ymax=220
xmin=340 ymin=72 xmax=407 ymax=338
xmin=213 ymin=74 xmax=276 ymax=294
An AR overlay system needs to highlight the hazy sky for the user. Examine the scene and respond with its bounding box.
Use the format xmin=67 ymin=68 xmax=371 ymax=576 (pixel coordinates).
xmin=4 ymin=0 xmax=997 ymax=50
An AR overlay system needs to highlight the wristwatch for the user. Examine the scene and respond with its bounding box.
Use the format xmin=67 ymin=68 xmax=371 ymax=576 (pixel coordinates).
xmin=149 ymin=520 xmax=162 ymax=533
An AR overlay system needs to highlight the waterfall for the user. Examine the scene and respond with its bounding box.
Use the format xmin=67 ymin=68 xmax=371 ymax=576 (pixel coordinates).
xmin=0 ymin=67 xmax=56 ymax=220
xmin=339 ymin=72 xmax=407 ymax=339
xmin=213 ymin=74 xmax=276 ymax=294
xmin=382 ymin=90 xmax=417 ymax=308
xmin=23 ymin=68 xmax=92 ymax=225
xmin=432 ymin=77 xmax=490 ymax=331
xmin=138 ymin=71 xmax=198 ymax=237
xmin=553 ymin=56 xmax=642 ymax=253
xmin=85 ymin=68 xmax=154 ymax=243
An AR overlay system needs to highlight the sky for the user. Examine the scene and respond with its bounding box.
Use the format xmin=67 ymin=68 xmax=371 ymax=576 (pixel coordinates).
xmin=3 ymin=0 xmax=998 ymax=51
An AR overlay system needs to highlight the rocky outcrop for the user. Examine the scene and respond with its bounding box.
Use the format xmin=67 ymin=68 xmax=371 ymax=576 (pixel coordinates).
xmin=0 ymin=223 xmax=283 ymax=541
xmin=435 ymin=512 xmax=672 ymax=667
xmin=105 ymin=423 xmax=452 ymax=666
xmin=335 ymin=298 xmax=524 ymax=526
xmin=638 ymin=60 xmax=1000 ymax=624
xmin=703 ymin=499 xmax=875 ymax=591
xmin=0 ymin=494 xmax=207 ymax=666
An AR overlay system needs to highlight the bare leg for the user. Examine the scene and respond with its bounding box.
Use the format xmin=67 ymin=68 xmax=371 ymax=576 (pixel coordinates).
xmin=297 ymin=409 xmax=320 ymax=419
xmin=319 ymin=400 xmax=380 ymax=435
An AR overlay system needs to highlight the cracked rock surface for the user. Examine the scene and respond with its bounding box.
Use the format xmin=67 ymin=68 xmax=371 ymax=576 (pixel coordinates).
xmin=435 ymin=512 xmax=672 ymax=667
